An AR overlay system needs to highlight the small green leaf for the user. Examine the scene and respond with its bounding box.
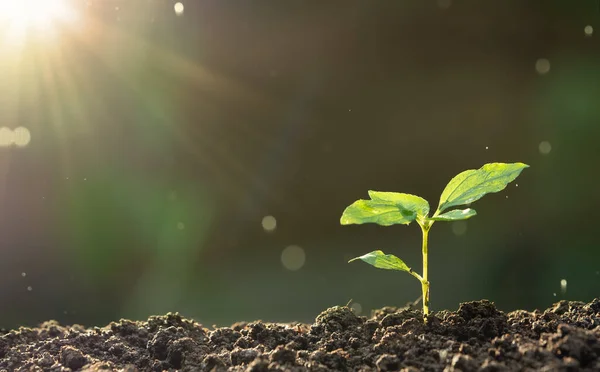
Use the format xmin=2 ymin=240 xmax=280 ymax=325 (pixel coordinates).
xmin=428 ymin=208 xmax=477 ymax=221
xmin=340 ymin=191 xmax=429 ymax=226
xmin=348 ymin=250 xmax=411 ymax=272
xmin=437 ymin=162 xmax=528 ymax=213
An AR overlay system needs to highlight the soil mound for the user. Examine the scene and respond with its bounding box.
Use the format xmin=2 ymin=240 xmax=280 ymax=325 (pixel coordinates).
xmin=1 ymin=299 xmax=599 ymax=371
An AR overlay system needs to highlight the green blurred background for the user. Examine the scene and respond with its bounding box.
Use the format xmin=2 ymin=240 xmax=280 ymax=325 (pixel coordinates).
xmin=0 ymin=0 xmax=599 ymax=329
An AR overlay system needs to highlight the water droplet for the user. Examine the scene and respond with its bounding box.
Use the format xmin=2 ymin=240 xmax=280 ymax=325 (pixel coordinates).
xmin=21 ymin=272 xmax=26 ymax=277
xmin=485 ymin=146 xmax=489 ymax=150
xmin=350 ymin=302 xmax=363 ymax=315
xmin=506 ymin=195 xmax=509 ymax=199
xmin=584 ymin=25 xmax=593 ymax=36
xmin=515 ymin=184 xmax=518 ymax=187
xmin=535 ymin=59 xmax=551 ymax=75
xmin=539 ymin=141 xmax=552 ymax=155
xmin=452 ymin=221 xmax=467 ymax=236
xmin=281 ymin=245 xmax=306 ymax=271
xmin=27 ymin=286 xmax=32 ymax=291
xmin=560 ymin=279 xmax=567 ymax=294
xmin=261 ymin=216 xmax=277 ymax=232
xmin=553 ymin=292 xmax=557 ymax=297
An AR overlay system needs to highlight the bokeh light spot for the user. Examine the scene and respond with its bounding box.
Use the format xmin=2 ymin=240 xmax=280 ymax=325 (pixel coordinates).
xmin=0 ymin=127 xmax=13 ymax=147
xmin=27 ymin=286 xmax=32 ymax=291
xmin=0 ymin=127 xmax=31 ymax=147
xmin=535 ymin=58 xmax=551 ymax=75
xmin=174 ymin=2 xmax=184 ymax=16
xmin=452 ymin=221 xmax=467 ymax=236
xmin=584 ymin=25 xmax=593 ymax=36
xmin=281 ymin=245 xmax=305 ymax=271
xmin=538 ymin=141 xmax=552 ymax=155
xmin=261 ymin=215 xmax=277 ymax=232
xmin=350 ymin=302 xmax=363 ymax=315
xmin=13 ymin=127 xmax=31 ymax=147
xmin=560 ymin=279 xmax=567 ymax=294
xmin=177 ymin=222 xmax=185 ymax=230
xmin=21 ymin=272 xmax=26 ymax=277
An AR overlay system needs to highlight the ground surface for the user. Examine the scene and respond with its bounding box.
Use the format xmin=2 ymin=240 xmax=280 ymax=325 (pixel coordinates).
xmin=1 ymin=299 xmax=599 ymax=371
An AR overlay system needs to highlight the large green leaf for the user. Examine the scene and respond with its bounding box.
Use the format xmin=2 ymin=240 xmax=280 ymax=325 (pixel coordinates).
xmin=437 ymin=162 xmax=529 ymax=213
xmin=348 ymin=250 xmax=411 ymax=272
xmin=368 ymin=191 xmax=430 ymax=217
xmin=340 ymin=191 xmax=429 ymax=226
xmin=428 ymin=208 xmax=477 ymax=221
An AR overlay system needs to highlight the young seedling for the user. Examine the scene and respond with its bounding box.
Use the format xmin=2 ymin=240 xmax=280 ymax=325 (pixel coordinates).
xmin=340 ymin=162 xmax=528 ymax=321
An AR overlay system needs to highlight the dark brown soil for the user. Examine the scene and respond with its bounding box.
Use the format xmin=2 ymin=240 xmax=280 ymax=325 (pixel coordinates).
xmin=1 ymin=299 xmax=599 ymax=371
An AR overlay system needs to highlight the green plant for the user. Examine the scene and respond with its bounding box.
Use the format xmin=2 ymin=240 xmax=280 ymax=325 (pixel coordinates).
xmin=340 ymin=162 xmax=529 ymax=321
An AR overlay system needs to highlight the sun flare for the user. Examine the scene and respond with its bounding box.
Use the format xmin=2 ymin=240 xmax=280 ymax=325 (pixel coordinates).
xmin=0 ymin=0 xmax=78 ymax=35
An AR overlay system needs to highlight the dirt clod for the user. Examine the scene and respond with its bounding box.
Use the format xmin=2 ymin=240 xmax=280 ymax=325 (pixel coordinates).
xmin=448 ymin=353 xmax=476 ymax=371
xmin=60 ymin=345 xmax=88 ymax=371
xmin=1 ymin=299 xmax=599 ymax=371
xmin=375 ymin=353 xmax=401 ymax=371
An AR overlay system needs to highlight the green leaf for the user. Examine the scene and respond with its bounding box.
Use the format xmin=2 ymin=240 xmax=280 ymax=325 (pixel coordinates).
xmin=428 ymin=208 xmax=477 ymax=221
xmin=437 ymin=162 xmax=528 ymax=213
xmin=340 ymin=191 xmax=429 ymax=226
xmin=367 ymin=191 xmax=430 ymax=217
xmin=348 ymin=250 xmax=411 ymax=272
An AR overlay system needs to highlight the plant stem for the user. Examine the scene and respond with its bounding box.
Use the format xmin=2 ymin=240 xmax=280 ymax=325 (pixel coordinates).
xmin=421 ymin=224 xmax=430 ymax=321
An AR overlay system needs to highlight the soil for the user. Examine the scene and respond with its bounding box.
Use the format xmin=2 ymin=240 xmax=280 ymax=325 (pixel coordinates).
xmin=1 ymin=299 xmax=599 ymax=372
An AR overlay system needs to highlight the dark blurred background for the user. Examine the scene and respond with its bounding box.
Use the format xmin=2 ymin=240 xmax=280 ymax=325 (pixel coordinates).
xmin=0 ymin=0 xmax=599 ymax=329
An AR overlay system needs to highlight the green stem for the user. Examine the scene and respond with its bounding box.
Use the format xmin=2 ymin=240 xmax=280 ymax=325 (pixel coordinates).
xmin=421 ymin=224 xmax=430 ymax=321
